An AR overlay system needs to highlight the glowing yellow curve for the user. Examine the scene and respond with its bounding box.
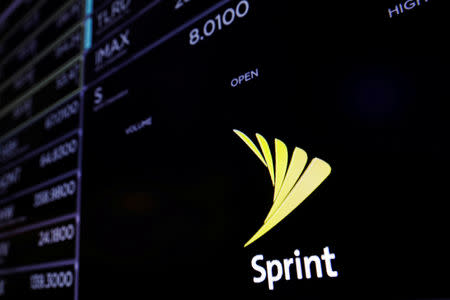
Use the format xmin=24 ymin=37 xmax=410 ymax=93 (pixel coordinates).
xmin=233 ymin=130 xmax=267 ymax=167
xmin=256 ymin=134 xmax=275 ymax=186
xmin=244 ymin=158 xmax=331 ymax=247
xmin=264 ymin=147 xmax=308 ymax=223
xmin=273 ymin=139 xmax=288 ymax=202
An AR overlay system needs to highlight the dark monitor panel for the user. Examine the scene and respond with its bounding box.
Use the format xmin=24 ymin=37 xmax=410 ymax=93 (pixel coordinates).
xmin=0 ymin=0 xmax=449 ymax=299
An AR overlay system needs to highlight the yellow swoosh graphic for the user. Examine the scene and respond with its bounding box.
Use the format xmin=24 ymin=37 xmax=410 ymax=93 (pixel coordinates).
xmin=233 ymin=130 xmax=267 ymax=167
xmin=233 ymin=130 xmax=332 ymax=247
xmin=265 ymin=147 xmax=307 ymax=223
xmin=273 ymin=139 xmax=288 ymax=202
xmin=244 ymin=158 xmax=331 ymax=247
xmin=256 ymin=134 xmax=275 ymax=185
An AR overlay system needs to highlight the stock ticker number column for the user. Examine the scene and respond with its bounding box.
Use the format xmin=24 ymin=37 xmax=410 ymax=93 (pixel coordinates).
xmin=0 ymin=0 xmax=89 ymax=299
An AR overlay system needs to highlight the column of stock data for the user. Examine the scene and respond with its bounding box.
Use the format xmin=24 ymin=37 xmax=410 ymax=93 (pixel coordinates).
xmin=0 ymin=1 xmax=87 ymax=299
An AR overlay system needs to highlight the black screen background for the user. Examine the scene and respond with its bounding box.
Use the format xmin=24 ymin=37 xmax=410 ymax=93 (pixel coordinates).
xmin=81 ymin=1 xmax=450 ymax=299
xmin=0 ymin=0 xmax=449 ymax=299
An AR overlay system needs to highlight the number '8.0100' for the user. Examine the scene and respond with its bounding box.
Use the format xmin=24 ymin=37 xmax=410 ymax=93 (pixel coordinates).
xmin=189 ymin=0 xmax=250 ymax=46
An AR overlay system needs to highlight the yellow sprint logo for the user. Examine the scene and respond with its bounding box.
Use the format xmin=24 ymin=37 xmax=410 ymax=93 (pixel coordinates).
xmin=233 ymin=130 xmax=332 ymax=247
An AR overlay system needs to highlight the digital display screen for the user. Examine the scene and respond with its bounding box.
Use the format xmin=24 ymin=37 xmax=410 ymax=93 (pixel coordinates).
xmin=0 ymin=0 xmax=449 ymax=299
